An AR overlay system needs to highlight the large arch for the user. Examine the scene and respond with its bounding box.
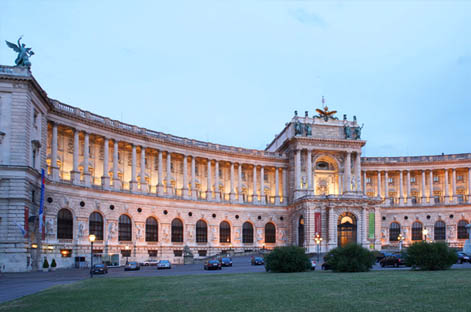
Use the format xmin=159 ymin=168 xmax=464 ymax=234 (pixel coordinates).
xmin=337 ymin=212 xmax=357 ymax=247
xmin=312 ymin=154 xmax=340 ymax=195
xmin=242 ymin=222 xmax=254 ymax=244
xmin=57 ymin=208 xmax=73 ymax=239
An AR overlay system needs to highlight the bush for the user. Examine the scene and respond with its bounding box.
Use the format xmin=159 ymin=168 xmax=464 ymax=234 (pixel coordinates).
xmin=325 ymin=243 xmax=376 ymax=272
xmin=51 ymin=259 xmax=57 ymax=268
xmin=406 ymin=241 xmax=458 ymax=270
xmin=42 ymin=258 xmax=49 ymax=269
xmin=265 ymin=246 xmax=311 ymax=273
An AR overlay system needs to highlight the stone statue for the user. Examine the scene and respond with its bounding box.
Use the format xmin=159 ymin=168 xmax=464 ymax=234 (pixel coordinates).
xmin=135 ymin=224 xmax=143 ymax=240
xmin=344 ymin=126 xmax=351 ymax=139
xmin=294 ymin=120 xmax=303 ymax=136
xmin=78 ymin=222 xmax=85 ymax=238
xmin=183 ymin=245 xmax=193 ymax=257
xmin=107 ymin=222 xmax=116 ymax=240
xmin=304 ymin=123 xmax=312 ymax=136
xmin=354 ymin=124 xmax=364 ymax=140
xmin=46 ymin=218 xmax=54 ymax=235
xmin=351 ymin=177 xmax=356 ymax=191
xmin=257 ymin=229 xmax=263 ymax=242
xmin=5 ymin=37 xmax=35 ymax=68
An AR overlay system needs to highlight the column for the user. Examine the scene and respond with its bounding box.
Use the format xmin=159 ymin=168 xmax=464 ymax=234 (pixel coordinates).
xmin=213 ymin=160 xmax=219 ymax=201
xmin=157 ymin=150 xmax=164 ymax=196
xmin=444 ymin=168 xmax=449 ymax=204
xmin=83 ymin=132 xmax=91 ymax=186
xmin=51 ymin=123 xmax=59 ymax=180
xmin=205 ymin=158 xmax=211 ymax=200
xmin=282 ymin=168 xmax=287 ymax=204
xmin=230 ymin=162 xmax=235 ymax=201
xmin=275 ymin=167 xmax=280 ymax=205
xmin=306 ymin=150 xmax=312 ymax=193
xmin=295 ymin=150 xmax=301 ymax=191
xmin=354 ymin=152 xmax=361 ymax=192
xmin=399 ymin=170 xmax=404 ymax=205
xmin=140 ymin=147 xmax=147 ymax=193
xmin=71 ymin=129 xmax=80 ymax=184
xmin=252 ymin=165 xmax=258 ymax=203
xmin=238 ymin=164 xmax=243 ymax=203
xmin=362 ymin=207 xmax=368 ymax=246
xmin=406 ymin=170 xmax=411 ymax=205
xmin=468 ymin=168 xmax=471 ymax=203
xmin=362 ymin=171 xmax=367 ymax=194
xmin=260 ymin=166 xmax=265 ymax=204
xmin=112 ymin=140 xmax=120 ymax=190
xmin=101 ymin=138 xmax=110 ymax=188
xmin=344 ymin=152 xmax=351 ymax=192
xmin=339 ymin=175 xmax=343 ymax=194
xmin=384 ymin=171 xmax=389 ymax=203
xmin=374 ymin=207 xmax=382 ymax=250
xmin=377 ymin=171 xmax=381 ymax=198
xmin=166 ymin=152 xmax=172 ymax=195
xmin=328 ymin=207 xmax=336 ymax=249
xmin=130 ymin=144 xmax=138 ymax=191
xmin=429 ymin=170 xmax=434 ymax=204
xmin=421 ymin=170 xmax=426 ymax=204
xmin=183 ymin=155 xmax=189 ymax=198
xmin=452 ymin=168 xmax=457 ymax=203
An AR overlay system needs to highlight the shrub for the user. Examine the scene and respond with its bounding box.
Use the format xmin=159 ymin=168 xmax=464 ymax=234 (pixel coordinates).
xmin=405 ymin=241 xmax=458 ymax=270
xmin=51 ymin=259 xmax=57 ymax=268
xmin=265 ymin=246 xmax=311 ymax=273
xmin=325 ymin=243 xmax=375 ymax=272
xmin=42 ymin=258 xmax=49 ymax=269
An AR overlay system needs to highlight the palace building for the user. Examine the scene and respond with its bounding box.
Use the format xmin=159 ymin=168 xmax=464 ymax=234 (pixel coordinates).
xmin=0 ymin=65 xmax=470 ymax=272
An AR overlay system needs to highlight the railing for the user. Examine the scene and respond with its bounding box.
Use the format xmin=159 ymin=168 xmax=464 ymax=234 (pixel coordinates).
xmin=363 ymin=153 xmax=471 ymax=163
xmin=381 ymin=195 xmax=469 ymax=207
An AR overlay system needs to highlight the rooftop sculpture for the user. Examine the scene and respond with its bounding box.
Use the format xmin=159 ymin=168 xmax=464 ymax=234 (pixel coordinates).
xmin=5 ymin=36 xmax=34 ymax=68
xmin=315 ymin=97 xmax=338 ymax=121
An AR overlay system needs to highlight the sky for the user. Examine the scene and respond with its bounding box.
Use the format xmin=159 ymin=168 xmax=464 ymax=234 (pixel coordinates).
xmin=1 ymin=0 xmax=470 ymax=157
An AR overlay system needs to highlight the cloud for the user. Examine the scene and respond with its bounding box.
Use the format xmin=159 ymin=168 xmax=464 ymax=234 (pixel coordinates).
xmin=290 ymin=8 xmax=326 ymax=27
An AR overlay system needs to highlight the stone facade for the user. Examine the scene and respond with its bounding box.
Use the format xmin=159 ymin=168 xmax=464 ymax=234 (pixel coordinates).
xmin=0 ymin=65 xmax=469 ymax=272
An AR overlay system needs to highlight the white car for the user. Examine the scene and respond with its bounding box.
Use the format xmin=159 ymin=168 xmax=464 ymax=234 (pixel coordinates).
xmin=157 ymin=260 xmax=172 ymax=269
xmin=141 ymin=259 xmax=159 ymax=266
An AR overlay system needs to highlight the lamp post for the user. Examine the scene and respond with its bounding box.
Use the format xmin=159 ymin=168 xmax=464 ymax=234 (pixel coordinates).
xmin=423 ymin=228 xmax=428 ymax=242
xmin=397 ymin=233 xmax=404 ymax=252
xmin=125 ymin=245 xmax=130 ymax=264
xmin=89 ymin=234 xmax=96 ymax=278
xmin=314 ymin=233 xmax=323 ymax=263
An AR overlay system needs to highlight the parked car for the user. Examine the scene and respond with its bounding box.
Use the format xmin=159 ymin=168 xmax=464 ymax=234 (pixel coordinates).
xmin=124 ymin=261 xmax=141 ymax=271
xmin=141 ymin=259 xmax=159 ymax=266
xmin=91 ymin=264 xmax=108 ymax=274
xmin=310 ymin=259 xmax=316 ymax=270
xmin=204 ymin=260 xmax=222 ymax=270
xmin=221 ymin=257 xmax=233 ymax=267
xmin=251 ymin=256 xmax=264 ymax=265
xmin=379 ymin=254 xmax=405 ymax=267
xmin=157 ymin=260 xmax=172 ymax=270
xmin=375 ymin=252 xmax=394 ymax=263
xmin=457 ymin=252 xmax=470 ymax=264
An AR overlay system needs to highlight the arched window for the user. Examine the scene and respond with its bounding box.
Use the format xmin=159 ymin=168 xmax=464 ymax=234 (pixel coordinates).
xmin=298 ymin=216 xmax=304 ymax=247
xmin=57 ymin=209 xmax=73 ymax=239
xmin=89 ymin=212 xmax=103 ymax=240
xmin=265 ymin=223 xmax=276 ymax=243
xmin=219 ymin=221 xmax=231 ymax=243
xmin=146 ymin=217 xmax=158 ymax=242
xmin=118 ymin=215 xmax=132 ymax=241
xmin=196 ymin=220 xmax=207 ymax=243
xmin=411 ymin=222 xmax=423 ymax=241
xmin=434 ymin=221 xmax=446 ymax=241
xmin=171 ymin=219 xmax=183 ymax=242
xmin=389 ymin=222 xmax=400 ymax=242
xmin=242 ymin=222 xmax=253 ymax=244
xmin=458 ymin=220 xmax=469 ymax=239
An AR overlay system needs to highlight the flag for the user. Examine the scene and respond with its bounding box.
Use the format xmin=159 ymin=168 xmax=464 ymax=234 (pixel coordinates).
xmin=39 ymin=168 xmax=45 ymax=234
xmin=15 ymin=222 xmax=26 ymax=236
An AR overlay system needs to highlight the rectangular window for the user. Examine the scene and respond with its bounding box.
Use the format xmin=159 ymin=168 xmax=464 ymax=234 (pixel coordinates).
xmin=388 ymin=177 xmax=394 ymax=184
xmin=264 ymin=174 xmax=268 ymax=182
xmin=457 ymin=195 xmax=464 ymax=203
xmin=433 ymin=176 xmax=439 ymax=182
xmin=410 ymin=177 xmax=416 ymax=183
xmin=173 ymin=250 xmax=183 ymax=257
xmin=60 ymin=249 xmax=72 ymax=258
xmin=148 ymin=250 xmax=158 ymax=257
xmin=121 ymin=250 xmax=131 ymax=257
xmin=457 ymin=175 xmax=464 ymax=182
xmin=411 ymin=196 xmax=417 ymax=204
xmin=198 ymin=250 xmax=207 ymax=257
xmin=366 ymin=177 xmax=371 ymax=184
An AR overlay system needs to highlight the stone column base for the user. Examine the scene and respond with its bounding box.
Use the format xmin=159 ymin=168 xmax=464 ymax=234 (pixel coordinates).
xmin=71 ymin=171 xmax=81 ymax=184
xmin=140 ymin=182 xmax=148 ymax=193
xmin=102 ymin=176 xmax=110 ymax=188
xmin=130 ymin=180 xmax=138 ymax=192
xmin=112 ymin=178 xmax=121 ymax=190
xmin=83 ymin=173 xmax=91 ymax=186
xmin=52 ymin=167 xmax=60 ymax=181
xmin=157 ymin=184 xmax=164 ymax=196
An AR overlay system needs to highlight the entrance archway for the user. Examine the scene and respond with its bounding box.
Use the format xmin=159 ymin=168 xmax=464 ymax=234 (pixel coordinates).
xmin=337 ymin=212 xmax=357 ymax=247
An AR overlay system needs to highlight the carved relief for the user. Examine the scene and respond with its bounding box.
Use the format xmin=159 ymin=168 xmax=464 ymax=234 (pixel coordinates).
xmin=107 ymin=222 xmax=116 ymax=240
xmin=78 ymin=221 xmax=86 ymax=238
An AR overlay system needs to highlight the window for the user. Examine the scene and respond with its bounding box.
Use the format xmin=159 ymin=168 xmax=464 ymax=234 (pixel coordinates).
xmin=410 ymin=177 xmax=416 ymax=184
xmin=366 ymin=177 xmax=372 ymax=184
xmin=434 ymin=221 xmax=446 ymax=241
xmin=148 ymin=250 xmax=158 ymax=257
xmin=411 ymin=222 xmax=423 ymax=241
xmin=196 ymin=220 xmax=207 ymax=243
xmin=458 ymin=220 xmax=469 ymax=239
xmin=174 ymin=250 xmax=183 ymax=257
xmin=57 ymin=209 xmax=73 ymax=239
xmin=145 ymin=217 xmax=158 ymax=242
xmin=316 ymin=161 xmax=330 ymax=170
xmin=118 ymin=215 xmax=132 ymax=241
xmin=388 ymin=177 xmax=394 ymax=184
xmin=457 ymin=175 xmax=464 ymax=182
xmin=434 ymin=195 xmax=441 ymax=203
xmin=121 ymin=249 xmax=131 ymax=257
xmin=171 ymin=219 xmax=183 ymax=242
xmin=198 ymin=250 xmax=207 ymax=257
xmin=457 ymin=194 xmax=464 ymax=203
xmin=219 ymin=221 xmax=231 ymax=243
xmin=298 ymin=216 xmax=304 ymax=247
xmin=433 ymin=176 xmax=439 ymax=182
xmin=242 ymin=222 xmax=253 ymax=243
xmin=411 ymin=196 xmax=417 ymax=204
xmin=89 ymin=212 xmax=103 ymax=240
xmin=265 ymin=223 xmax=276 ymax=243
xmin=60 ymin=249 xmax=72 ymax=258
xmin=389 ymin=222 xmax=401 ymax=242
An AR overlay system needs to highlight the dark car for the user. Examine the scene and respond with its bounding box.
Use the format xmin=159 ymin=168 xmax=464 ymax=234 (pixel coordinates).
xmin=375 ymin=252 xmax=394 ymax=263
xmin=124 ymin=261 xmax=140 ymax=271
xmin=457 ymin=252 xmax=470 ymax=264
xmin=379 ymin=254 xmax=405 ymax=268
xmin=91 ymin=264 xmax=108 ymax=274
xmin=204 ymin=260 xmax=222 ymax=270
xmin=157 ymin=260 xmax=172 ymax=270
xmin=251 ymin=256 xmax=264 ymax=265
xmin=220 ymin=257 xmax=232 ymax=267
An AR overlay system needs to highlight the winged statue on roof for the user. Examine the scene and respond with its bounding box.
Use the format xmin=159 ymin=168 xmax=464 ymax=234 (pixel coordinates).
xmin=5 ymin=36 xmax=35 ymax=68
xmin=315 ymin=97 xmax=338 ymax=121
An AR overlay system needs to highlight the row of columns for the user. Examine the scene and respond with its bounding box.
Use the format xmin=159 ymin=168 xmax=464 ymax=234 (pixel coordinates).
xmin=367 ymin=168 xmax=471 ymax=205
xmin=48 ymin=122 xmax=288 ymax=204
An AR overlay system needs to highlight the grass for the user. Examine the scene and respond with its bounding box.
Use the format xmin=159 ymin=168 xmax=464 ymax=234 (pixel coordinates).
xmin=2 ymin=270 xmax=471 ymax=312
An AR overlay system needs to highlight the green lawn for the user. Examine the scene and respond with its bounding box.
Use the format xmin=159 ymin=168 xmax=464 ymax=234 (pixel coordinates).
xmin=2 ymin=270 xmax=471 ymax=312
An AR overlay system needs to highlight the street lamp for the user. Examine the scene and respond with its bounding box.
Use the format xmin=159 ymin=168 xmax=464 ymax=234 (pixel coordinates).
xmin=314 ymin=233 xmax=323 ymax=263
xmin=423 ymin=228 xmax=428 ymax=242
xmin=88 ymin=234 xmax=96 ymax=278
xmin=397 ymin=233 xmax=405 ymax=251
xmin=125 ymin=245 xmax=130 ymax=264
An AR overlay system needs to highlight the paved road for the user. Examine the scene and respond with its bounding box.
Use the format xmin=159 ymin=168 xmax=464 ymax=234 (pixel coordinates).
xmin=1 ymin=256 xmax=470 ymax=304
